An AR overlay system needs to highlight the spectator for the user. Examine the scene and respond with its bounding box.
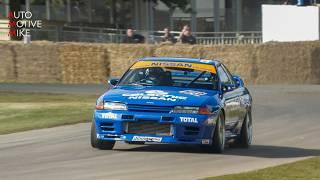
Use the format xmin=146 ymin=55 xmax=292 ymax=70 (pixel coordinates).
xmin=178 ymin=25 xmax=190 ymax=39
xmin=181 ymin=25 xmax=190 ymax=33
xmin=123 ymin=28 xmax=145 ymax=43
xmin=161 ymin=27 xmax=176 ymax=43
xmin=178 ymin=25 xmax=196 ymax=45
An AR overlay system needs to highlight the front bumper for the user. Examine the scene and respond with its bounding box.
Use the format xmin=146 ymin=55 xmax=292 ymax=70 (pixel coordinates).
xmin=94 ymin=110 xmax=218 ymax=145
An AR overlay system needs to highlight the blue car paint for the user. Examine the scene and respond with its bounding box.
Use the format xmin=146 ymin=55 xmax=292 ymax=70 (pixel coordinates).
xmin=93 ymin=57 xmax=252 ymax=145
xmin=94 ymin=86 xmax=220 ymax=144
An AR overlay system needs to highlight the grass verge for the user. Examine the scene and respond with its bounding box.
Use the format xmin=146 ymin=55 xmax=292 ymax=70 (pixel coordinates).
xmin=204 ymin=156 xmax=320 ymax=180
xmin=0 ymin=91 xmax=98 ymax=134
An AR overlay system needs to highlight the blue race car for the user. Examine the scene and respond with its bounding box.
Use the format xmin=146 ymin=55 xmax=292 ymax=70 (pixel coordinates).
xmin=91 ymin=57 xmax=252 ymax=153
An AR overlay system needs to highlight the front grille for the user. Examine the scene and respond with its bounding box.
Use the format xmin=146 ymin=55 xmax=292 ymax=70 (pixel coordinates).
xmin=184 ymin=126 xmax=200 ymax=136
xmin=126 ymin=121 xmax=171 ymax=136
xmin=127 ymin=104 xmax=173 ymax=113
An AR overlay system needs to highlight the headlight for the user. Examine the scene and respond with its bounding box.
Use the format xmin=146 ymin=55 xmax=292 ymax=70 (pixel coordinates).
xmin=104 ymin=102 xmax=127 ymax=110
xmin=171 ymin=106 xmax=199 ymax=114
xmin=96 ymin=101 xmax=127 ymax=110
xmin=171 ymin=106 xmax=215 ymax=115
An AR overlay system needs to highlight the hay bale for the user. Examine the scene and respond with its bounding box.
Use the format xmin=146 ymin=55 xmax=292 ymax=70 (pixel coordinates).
xmin=58 ymin=42 xmax=109 ymax=84
xmin=13 ymin=41 xmax=62 ymax=83
xmin=201 ymin=44 xmax=257 ymax=84
xmin=108 ymin=44 xmax=155 ymax=77
xmin=0 ymin=42 xmax=16 ymax=82
xmin=254 ymin=41 xmax=320 ymax=84
xmin=154 ymin=44 xmax=203 ymax=58
xmin=1 ymin=40 xmax=320 ymax=85
xmin=310 ymin=43 xmax=320 ymax=84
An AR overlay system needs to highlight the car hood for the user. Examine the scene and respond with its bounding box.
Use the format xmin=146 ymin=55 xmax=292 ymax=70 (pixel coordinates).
xmin=102 ymin=85 xmax=219 ymax=107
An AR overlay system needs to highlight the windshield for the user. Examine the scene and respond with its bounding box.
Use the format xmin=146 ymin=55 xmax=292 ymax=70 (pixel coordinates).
xmin=118 ymin=66 xmax=218 ymax=90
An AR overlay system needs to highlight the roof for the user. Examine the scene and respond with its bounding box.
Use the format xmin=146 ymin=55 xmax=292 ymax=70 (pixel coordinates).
xmin=140 ymin=57 xmax=220 ymax=66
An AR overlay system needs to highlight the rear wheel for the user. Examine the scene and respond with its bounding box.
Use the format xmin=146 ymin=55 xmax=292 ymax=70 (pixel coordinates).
xmin=239 ymin=110 xmax=253 ymax=148
xmin=91 ymin=121 xmax=115 ymax=150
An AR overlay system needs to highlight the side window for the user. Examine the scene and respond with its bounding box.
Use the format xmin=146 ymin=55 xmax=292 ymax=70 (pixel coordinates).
xmin=217 ymin=66 xmax=232 ymax=85
xmin=221 ymin=64 xmax=235 ymax=85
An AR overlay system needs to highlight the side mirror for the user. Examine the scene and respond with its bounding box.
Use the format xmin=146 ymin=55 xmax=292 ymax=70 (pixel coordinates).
xmin=108 ymin=78 xmax=119 ymax=87
xmin=232 ymin=75 xmax=244 ymax=88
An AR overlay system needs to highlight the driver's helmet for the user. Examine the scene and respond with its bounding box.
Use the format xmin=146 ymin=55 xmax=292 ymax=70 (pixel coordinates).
xmin=145 ymin=68 xmax=164 ymax=83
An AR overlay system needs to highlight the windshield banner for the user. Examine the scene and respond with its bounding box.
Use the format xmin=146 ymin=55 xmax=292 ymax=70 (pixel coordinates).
xmin=131 ymin=61 xmax=216 ymax=74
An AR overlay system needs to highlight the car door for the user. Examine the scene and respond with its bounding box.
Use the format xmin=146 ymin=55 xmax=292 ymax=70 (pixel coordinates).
xmin=221 ymin=64 xmax=248 ymax=123
xmin=217 ymin=65 xmax=240 ymax=130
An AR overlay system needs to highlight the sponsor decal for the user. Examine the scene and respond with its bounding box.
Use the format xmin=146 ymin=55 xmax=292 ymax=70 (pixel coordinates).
xmin=132 ymin=136 xmax=162 ymax=142
xmin=131 ymin=61 xmax=217 ymax=74
xmin=145 ymin=90 xmax=168 ymax=96
xmin=122 ymin=90 xmax=187 ymax=102
xmin=100 ymin=112 xmax=117 ymax=119
xmin=179 ymin=90 xmax=207 ymax=97
xmin=180 ymin=117 xmax=198 ymax=123
xmin=202 ymin=139 xmax=210 ymax=144
xmin=240 ymin=94 xmax=251 ymax=107
xmin=150 ymin=62 xmax=192 ymax=68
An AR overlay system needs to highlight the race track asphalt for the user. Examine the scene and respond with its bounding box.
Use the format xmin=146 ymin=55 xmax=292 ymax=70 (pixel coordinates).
xmin=0 ymin=84 xmax=320 ymax=180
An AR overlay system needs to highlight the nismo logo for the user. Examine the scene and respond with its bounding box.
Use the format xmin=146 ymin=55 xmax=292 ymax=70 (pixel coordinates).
xmin=150 ymin=62 xmax=192 ymax=68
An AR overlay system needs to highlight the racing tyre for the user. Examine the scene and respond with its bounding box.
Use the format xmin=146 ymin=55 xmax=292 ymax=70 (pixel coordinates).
xmin=212 ymin=113 xmax=226 ymax=153
xmin=91 ymin=121 xmax=115 ymax=150
xmin=239 ymin=110 xmax=253 ymax=148
xmin=203 ymin=112 xmax=225 ymax=153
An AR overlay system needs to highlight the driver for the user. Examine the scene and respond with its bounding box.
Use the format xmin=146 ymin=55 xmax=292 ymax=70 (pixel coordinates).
xmin=145 ymin=68 xmax=165 ymax=85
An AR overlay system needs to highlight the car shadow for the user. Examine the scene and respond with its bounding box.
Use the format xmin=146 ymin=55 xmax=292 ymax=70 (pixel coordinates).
xmin=225 ymin=144 xmax=320 ymax=158
xmin=114 ymin=143 xmax=320 ymax=158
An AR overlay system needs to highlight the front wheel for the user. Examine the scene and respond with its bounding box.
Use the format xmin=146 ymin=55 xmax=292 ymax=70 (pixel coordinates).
xmin=91 ymin=121 xmax=115 ymax=150
xmin=203 ymin=112 xmax=225 ymax=153
xmin=239 ymin=110 xmax=253 ymax=148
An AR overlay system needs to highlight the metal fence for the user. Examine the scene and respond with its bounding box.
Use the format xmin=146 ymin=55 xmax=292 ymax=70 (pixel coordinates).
xmin=1 ymin=25 xmax=262 ymax=45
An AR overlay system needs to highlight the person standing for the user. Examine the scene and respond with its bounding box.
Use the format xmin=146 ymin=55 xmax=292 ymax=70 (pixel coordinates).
xmin=161 ymin=27 xmax=176 ymax=43
xmin=122 ymin=28 xmax=145 ymax=43
xmin=178 ymin=25 xmax=197 ymax=45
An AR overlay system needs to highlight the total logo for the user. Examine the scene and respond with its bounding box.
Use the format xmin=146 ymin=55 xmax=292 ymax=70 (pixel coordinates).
xmin=100 ymin=112 xmax=117 ymax=119
xmin=180 ymin=117 xmax=198 ymax=123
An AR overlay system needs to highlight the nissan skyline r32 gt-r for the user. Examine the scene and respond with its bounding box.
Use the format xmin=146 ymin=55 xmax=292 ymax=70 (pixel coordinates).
xmin=91 ymin=57 xmax=253 ymax=153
